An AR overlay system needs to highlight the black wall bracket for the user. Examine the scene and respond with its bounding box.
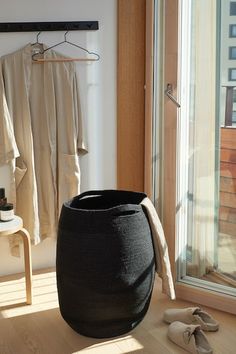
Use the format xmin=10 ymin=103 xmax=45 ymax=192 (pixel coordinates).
xmin=0 ymin=21 xmax=99 ymax=32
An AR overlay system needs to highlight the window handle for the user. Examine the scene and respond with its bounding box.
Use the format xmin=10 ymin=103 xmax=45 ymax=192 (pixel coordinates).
xmin=165 ymin=83 xmax=181 ymax=108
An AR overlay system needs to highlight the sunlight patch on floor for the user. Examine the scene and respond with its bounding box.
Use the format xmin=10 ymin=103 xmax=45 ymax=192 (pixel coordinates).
xmin=0 ymin=270 xmax=59 ymax=318
xmin=72 ymin=335 xmax=144 ymax=354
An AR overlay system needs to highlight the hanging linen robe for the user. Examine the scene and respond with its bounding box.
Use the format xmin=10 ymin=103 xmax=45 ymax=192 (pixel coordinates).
xmin=0 ymin=44 xmax=87 ymax=253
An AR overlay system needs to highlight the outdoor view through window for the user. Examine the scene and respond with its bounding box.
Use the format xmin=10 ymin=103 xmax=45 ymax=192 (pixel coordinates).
xmin=182 ymin=0 xmax=236 ymax=292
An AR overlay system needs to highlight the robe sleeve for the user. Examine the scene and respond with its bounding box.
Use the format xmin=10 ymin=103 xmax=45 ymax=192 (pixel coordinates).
xmin=0 ymin=60 xmax=19 ymax=165
xmin=73 ymin=73 xmax=88 ymax=155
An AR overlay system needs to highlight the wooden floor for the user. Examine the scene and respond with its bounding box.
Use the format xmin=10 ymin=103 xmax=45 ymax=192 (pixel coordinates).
xmin=0 ymin=269 xmax=236 ymax=354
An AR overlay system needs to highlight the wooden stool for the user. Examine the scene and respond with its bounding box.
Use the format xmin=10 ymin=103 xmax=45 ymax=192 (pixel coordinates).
xmin=0 ymin=216 xmax=32 ymax=304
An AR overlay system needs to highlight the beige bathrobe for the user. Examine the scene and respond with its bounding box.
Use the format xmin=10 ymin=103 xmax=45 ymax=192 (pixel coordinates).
xmin=0 ymin=44 xmax=87 ymax=254
xmin=141 ymin=197 xmax=176 ymax=300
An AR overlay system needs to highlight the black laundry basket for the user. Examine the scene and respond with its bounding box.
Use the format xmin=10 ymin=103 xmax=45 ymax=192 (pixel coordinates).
xmin=56 ymin=190 xmax=155 ymax=338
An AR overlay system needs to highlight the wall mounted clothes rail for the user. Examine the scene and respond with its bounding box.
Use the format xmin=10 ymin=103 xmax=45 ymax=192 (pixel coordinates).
xmin=0 ymin=21 xmax=99 ymax=32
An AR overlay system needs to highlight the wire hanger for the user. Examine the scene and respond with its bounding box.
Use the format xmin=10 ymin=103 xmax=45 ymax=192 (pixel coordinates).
xmin=31 ymin=31 xmax=42 ymax=46
xmin=32 ymin=31 xmax=100 ymax=63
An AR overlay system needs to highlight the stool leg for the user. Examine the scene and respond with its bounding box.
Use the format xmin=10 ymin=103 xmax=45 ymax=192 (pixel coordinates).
xmin=18 ymin=228 xmax=32 ymax=305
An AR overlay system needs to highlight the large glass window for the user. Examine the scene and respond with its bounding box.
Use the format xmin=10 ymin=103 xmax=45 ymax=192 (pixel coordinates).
xmin=176 ymin=0 xmax=236 ymax=295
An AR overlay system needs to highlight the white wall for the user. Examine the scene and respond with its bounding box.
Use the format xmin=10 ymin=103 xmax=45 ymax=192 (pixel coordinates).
xmin=0 ymin=0 xmax=117 ymax=275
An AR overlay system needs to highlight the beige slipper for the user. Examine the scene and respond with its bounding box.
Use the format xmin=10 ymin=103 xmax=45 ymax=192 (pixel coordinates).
xmin=163 ymin=307 xmax=219 ymax=331
xmin=167 ymin=321 xmax=213 ymax=354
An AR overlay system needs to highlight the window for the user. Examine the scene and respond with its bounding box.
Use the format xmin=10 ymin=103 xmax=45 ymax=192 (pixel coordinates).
xmin=229 ymin=47 xmax=236 ymax=59
xmin=233 ymin=89 xmax=236 ymax=102
xmin=229 ymin=24 xmax=236 ymax=37
xmin=232 ymin=111 xmax=236 ymax=123
xmin=229 ymin=68 xmax=236 ymax=80
xmin=230 ymin=2 xmax=236 ymax=15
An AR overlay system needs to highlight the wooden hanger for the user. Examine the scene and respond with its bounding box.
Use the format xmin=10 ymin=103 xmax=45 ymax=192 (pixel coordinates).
xmin=32 ymin=31 xmax=100 ymax=63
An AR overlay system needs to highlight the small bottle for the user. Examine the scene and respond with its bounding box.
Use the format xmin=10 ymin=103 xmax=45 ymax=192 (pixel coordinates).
xmin=0 ymin=188 xmax=7 ymax=207
xmin=0 ymin=203 xmax=14 ymax=221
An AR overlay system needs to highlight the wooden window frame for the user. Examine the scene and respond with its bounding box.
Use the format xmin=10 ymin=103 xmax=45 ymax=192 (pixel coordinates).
xmin=117 ymin=0 xmax=153 ymax=196
xmin=118 ymin=0 xmax=236 ymax=315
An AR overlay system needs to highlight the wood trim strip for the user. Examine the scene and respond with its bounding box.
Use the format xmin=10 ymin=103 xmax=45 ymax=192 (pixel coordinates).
xmin=163 ymin=0 xmax=179 ymax=276
xmin=144 ymin=0 xmax=154 ymax=198
xmin=175 ymin=283 xmax=236 ymax=315
xmin=117 ymin=0 xmax=146 ymax=192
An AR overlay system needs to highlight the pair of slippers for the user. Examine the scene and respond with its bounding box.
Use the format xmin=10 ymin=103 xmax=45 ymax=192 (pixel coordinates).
xmin=163 ymin=307 xmax=219 ymax=353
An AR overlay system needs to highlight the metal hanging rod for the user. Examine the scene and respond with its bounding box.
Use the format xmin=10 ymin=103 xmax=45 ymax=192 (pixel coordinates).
xmin=0 ymin=21 xmax=99 ymax=32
